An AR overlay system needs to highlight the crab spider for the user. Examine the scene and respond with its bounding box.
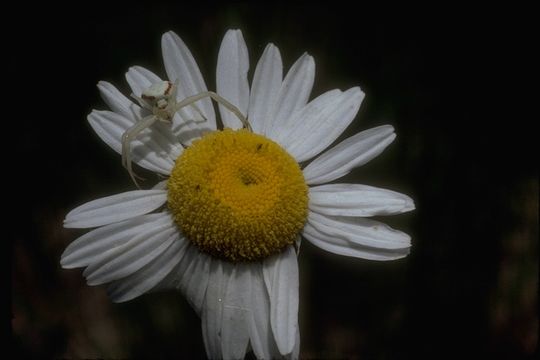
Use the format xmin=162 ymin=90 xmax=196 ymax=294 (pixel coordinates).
xmin=122 ymin=80 xmax=250 ymax=187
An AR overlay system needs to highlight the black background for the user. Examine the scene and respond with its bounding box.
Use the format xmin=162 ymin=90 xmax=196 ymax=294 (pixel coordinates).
xmin=12 ymin=3 xmax=537 ymax=359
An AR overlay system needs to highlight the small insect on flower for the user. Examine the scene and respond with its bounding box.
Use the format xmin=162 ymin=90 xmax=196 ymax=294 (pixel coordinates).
xmin=124 ymin=80 xmax=251 ymax=187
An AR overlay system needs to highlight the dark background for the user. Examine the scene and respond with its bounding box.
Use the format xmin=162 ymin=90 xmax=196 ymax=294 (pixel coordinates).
xmin=12 ymin=3 xmax=537 ymax=359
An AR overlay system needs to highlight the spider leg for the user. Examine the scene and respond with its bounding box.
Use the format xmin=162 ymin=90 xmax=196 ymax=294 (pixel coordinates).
xmin=121 ymin=115 xmax=159 ymax=188
xmin=188 ymin=102 xmax=207 ymax=123
xmin=174 ymin=91 xmax=251 ymax=131
xmin=171 ymin=80 xmax=206 ymax=124
xmin=131 ymin=93 xmax=152 ymax=111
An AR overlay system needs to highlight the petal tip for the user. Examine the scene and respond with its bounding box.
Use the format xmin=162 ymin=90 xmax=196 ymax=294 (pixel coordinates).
xmin=162 ymin=30 xmax=176 ymax=39
xmin=86 ymin=279 xmax=99 ymax=287
xmin=161 ymin=30 xmax=181 ymax=48
xmin=59 ymin=252 xmax=74 ymax=268
xmin=304 ymin=53 xmax=315 ymax=64
xmin=353 ymin=86 xmax=366 ymax=100
xmin=86 ymin=110 xmax=96 ymax=122
xmin=85 ymin=274 xmax=104 ymax=286
xmin=400 ymin=232 xmax=413 ymax=248
xmin=377 ymin=124 xmax=395 ymax=134
xmin=405 ymin=197 xmax=416 ymax=212
xmin=224 ymin=29 xmax=243 ymax=41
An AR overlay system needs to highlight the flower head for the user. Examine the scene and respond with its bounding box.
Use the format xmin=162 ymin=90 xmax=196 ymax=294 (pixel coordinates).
xmin=62 ymin=29 xmax=414 ymax=359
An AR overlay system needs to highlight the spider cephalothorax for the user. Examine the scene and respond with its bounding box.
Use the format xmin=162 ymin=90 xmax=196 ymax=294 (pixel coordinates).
xmin=139 ymin=80 xmax=177 ymax=121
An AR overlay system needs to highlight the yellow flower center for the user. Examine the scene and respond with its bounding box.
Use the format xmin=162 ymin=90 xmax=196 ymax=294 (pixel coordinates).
xmin=167 ymin=129 xmax=308 ymax=262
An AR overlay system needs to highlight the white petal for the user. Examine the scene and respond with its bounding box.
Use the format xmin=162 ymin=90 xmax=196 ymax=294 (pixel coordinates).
xmin=87 ymin=110 xmax=180 ymax=174
xmin=216 ymin=29 xmax=250 ymax=130
xmin=248 ymin=265 xmax=279 ymax=360
xmin=83 ymin=217 xmax=176 ymax=285
xmin=61 ymin=213 xmax=167 ymax=268
xmin=282 ymin=87 xmax=365 ymax=162
xmin=202 ymin=260 xmax=229 ymax=359
xmin=309 ymin=184 xmax=415 ymax=216
xmin=263 ymin=246 xmax=299 ymax=355
xmin=161 ymin=31 xmax=217 ymax=130
xmin=97 ymin=81 xmax=143 ymax=121
xmin=154 ymin=244 xmax=196 ymax=290
xmin=248 ymin=43 xmax=283 ymax=135
xmin=146 ymin=243 xmax=187 ymax=290
xmin=152 ymin=180 xmax=168 ymax=190
xmin=303 ymin=125 xmax=396 ymax=185
xmin=285 ymin=327 xmax=301 ymax=360
xmin=273 ymin=89 xmax=341 ymax=154
xmin=125 ymin=66 xmax=162 ymax=97
xmin=221 ymin=264 xmax=251 ymax=360
xmin=308 ymin=211 xmax=411 ymax=250
xmin=177 ymin=249 xmax=212 ymax=315
xmin=266 ymin=53 xmax=315 ymax=139
xmin=107 ymin=233 xmax=188 ymax=303
xmin=64 ymin=190 xmax=167 ymax=228
xmin=303 ymin=221 xmax=410 ymax=260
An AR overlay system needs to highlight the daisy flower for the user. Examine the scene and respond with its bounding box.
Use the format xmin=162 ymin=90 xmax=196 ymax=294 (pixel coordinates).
xmin=62 ymin=29 xmax=415 ymax=359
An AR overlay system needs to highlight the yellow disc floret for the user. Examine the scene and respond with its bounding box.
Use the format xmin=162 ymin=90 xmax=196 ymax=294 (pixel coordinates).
xmin=167 ymin=129 xmax=308 ymax=262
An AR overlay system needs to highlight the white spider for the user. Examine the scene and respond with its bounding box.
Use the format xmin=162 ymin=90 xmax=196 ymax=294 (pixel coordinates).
xmin=124 ymin=80 xmax=250 ymax=187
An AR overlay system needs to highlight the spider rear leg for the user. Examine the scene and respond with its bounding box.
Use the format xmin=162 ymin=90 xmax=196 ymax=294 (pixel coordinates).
xmin=121 ymin=115 xmax=159 ymax=188
xmin=174 ymin=91 xmax=251 ymax=131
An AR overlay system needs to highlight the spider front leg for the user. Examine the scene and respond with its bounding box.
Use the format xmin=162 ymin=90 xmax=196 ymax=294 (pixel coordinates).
xmin=174 ymin=91 xmax=251 ymax=131
xmin=122 ymin=114 xmax=159 ymax=188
